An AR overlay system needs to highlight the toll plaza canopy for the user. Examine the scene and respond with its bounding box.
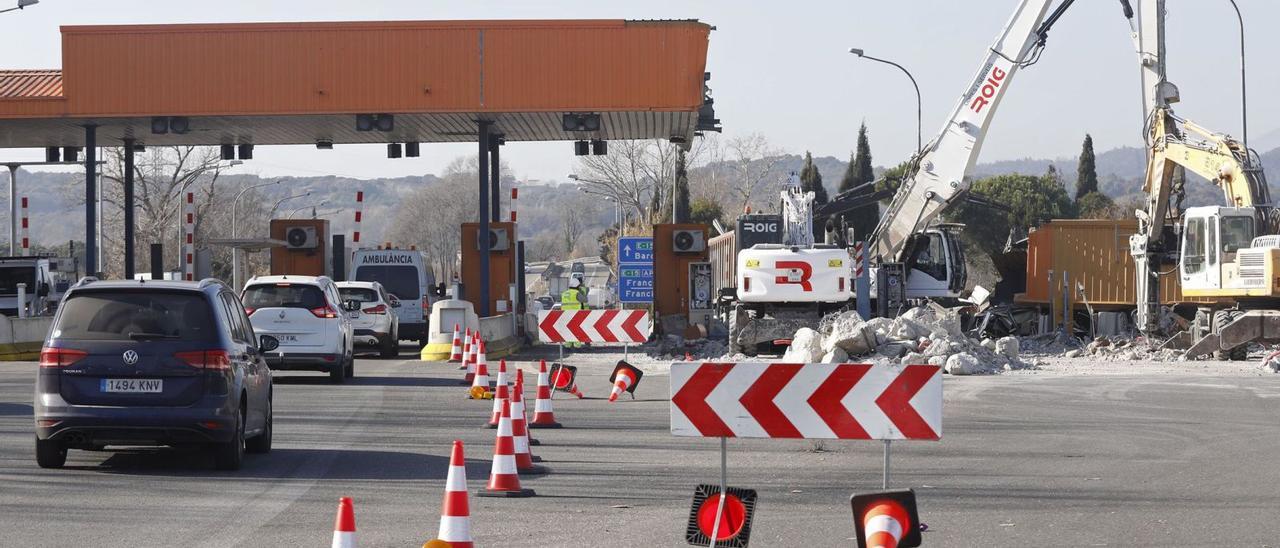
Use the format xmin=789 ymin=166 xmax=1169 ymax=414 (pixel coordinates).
xmin=0 ymin=19 xmax=717 ymax=148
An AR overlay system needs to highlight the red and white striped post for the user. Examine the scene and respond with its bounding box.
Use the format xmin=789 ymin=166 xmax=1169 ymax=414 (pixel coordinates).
xmin=509 ymin=180 xmax=518 ymax=223
xmin=853 ymin=241 xmax=865 ymax=278
xmin=352 ymin=190 xmax=364 ymax=245
xmin=19 ymin=196 xmax=29 ymax=256
xmin=183 ymin=191 xmax=195 ymax=281
xmin=854 ymin=240 xmax=870 ymax=319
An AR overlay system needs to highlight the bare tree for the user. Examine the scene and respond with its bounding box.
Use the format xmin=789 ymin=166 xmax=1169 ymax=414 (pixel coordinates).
xmin=725 ymin=132 xmax=784 ymax=214
xmin=384 ymin=157 xmax=490 ymax=281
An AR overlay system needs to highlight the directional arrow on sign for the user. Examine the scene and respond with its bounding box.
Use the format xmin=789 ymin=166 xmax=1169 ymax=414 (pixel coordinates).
xmin=537 ymin=310 xmax=651 ymax=344
xmin=670 ymin=362 xmax=941 ymax=441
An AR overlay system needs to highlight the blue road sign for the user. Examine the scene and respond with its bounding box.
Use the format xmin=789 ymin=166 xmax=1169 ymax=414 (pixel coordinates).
xmin=618 ymin=237 xmax=654 ymax=303
xmin=618 ymin=237 xmax=654 ymax=264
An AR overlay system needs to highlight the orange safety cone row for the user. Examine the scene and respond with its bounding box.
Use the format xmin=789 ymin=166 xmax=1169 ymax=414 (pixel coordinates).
xmin=514 ymin=370 xmax=540 ymax=447
xmin=459 ymin=329 xmax=472 ymax=370
xmin=510 ymin=370 xmax=544 ymax=473
xmin=486 ymin=360 xmax=510 ymax=427
xmin=608 ymin=361 xmax=645 ymax=403
xmin=529 ymin=360 xmax=562 ymax=428
xmin=469 ymin=339 xmax=490 ymax=398
xmin=449 ymin=324 xmax=464 ymax=363
xmin=331 ymin=496 xmax=356 ymax=548
xmin=435 ymin=440 xmax=474 ymax=548
xmin=476 ymin=398 xmax=535 ymax=497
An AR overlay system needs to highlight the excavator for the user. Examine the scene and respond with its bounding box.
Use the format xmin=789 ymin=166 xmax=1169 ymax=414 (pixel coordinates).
xmin=1125 ymin=0 xmax=1277 ymax=359
xmin=724 ymin=0 xmax=1109 ymax=354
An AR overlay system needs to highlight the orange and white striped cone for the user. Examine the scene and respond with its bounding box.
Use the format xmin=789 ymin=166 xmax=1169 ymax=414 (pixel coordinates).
xmin=459 ymin=329 xmax=472 ymax=370
xmin=461 ymin=333 xmax=476 ymax=383
xmin=469 ymin=339 xmax=490 ymax=398
xmin=476 ymin=398 xmax=535 ymax=497
xmin=529 ymin=360 xmax=561 ymax=428
xmin=851 ymin=489 xmax=921 ymax=548
xmin=449 ymin=324 xmax=463 ymax=363
xmin=514 ymin=370 xmax=541 ymax=446
xmin=863 ymin=500 xmax=910 ymax=548
xmin=436 ymin=440 xmax=473 ymax=548
xmin=331 ymin=496 xmax=356 ymax=548
xmin=486 ymin=360 xmax=510 ymax=427
xmin=608 ymin=362 xmax=644 ymax=403
xmin=510 ymin=370 xmax=545 ymax=473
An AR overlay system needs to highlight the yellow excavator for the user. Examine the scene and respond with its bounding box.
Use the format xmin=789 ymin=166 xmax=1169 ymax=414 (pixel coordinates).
xmin=1126 ymin=0 xmax=1277 ymax=359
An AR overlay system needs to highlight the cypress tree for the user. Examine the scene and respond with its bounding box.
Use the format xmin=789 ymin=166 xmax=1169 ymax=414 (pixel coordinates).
xmin=673 ymin=149 xmax=691 ymax=223
xmin=1075 ymin=134 xmax=1099 ymax=200
xmin=841 ymin=122 xmax=874 ymax=192
xmin=799 ymin=151 xmax=828 ymax=205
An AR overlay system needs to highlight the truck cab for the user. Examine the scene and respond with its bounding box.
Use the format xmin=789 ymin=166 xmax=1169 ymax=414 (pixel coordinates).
xmin=0 ymin=256 xmax=75 ymax=316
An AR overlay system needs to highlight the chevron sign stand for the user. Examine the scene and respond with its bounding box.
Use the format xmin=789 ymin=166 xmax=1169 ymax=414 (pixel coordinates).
xmin=670 ymin=361 xmax=942 ymax=544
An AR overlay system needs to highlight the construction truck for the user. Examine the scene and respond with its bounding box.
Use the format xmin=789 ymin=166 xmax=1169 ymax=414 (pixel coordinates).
xmin=0 ymin=255 xmax=77 ymax=316
xmin=719 ymin=0 xmax=1089 ymax=355
xmin=1123 ymin=0 xmax=1275 ymax=359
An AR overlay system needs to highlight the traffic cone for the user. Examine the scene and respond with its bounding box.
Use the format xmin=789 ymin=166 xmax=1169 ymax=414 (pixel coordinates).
xmin=459 ymin=329 xmax=472 ymax=370
xmin=436 ymin=440 xmax=474 ymax=548
xmin=461 ymin=332 xmax=476 ymax=383
xmin=331 ymin=496 xmax=356 ymax=548
xmin=550 ymin=363 xmax=584 ymax=399
xmin=514 ymin=370 xmax=540 ymax=446
xmin=511 ymin=370 xmax=545 ymax=473
xmin=851 ymin=489 xmax=922 ymax=548
xmin=529 ymin=360 xmax=562 ymax=428
xmin=469 ymin=339 xmax=490 ymax=398
xmin=608 ymin=361 xmax=645 ymax=403
xmin=476 ymin=398 xmax=535 ymax=497
xmin=486 ymin=359 xmax=510 ymax=427
xmin=449 ymin=324 xmax=463 ymax=363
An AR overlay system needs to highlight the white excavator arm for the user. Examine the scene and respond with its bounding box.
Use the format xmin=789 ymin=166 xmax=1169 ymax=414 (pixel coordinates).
xmin=868 ymin=0 xmax=1068 ymax=263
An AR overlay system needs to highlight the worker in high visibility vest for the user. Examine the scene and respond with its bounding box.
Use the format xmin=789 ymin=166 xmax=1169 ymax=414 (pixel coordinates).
xmin=561 ymin=277 xmax=587 ymax=348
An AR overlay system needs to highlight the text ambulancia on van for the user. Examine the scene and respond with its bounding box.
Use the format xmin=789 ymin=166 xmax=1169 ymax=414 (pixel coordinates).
xmin=349 ymin=249 xmax=438 ymax=347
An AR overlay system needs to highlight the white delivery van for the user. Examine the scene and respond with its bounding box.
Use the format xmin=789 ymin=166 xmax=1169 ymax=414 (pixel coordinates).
xmin=349 ymin=248 xmax=439 ymax=347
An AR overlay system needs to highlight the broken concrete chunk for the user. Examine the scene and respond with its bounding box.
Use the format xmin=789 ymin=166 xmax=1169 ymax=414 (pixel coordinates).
xmin=901 ymin=352 xmax=926 ymax=365
xmin=995 ymin=336 xmax=1019 ymax=360
xmin=821 ymin=347 xmax=849 ymax=364
xmin=783 ymin=327 xmax=825 ymax=363
xmin=877 ymin=342 xmax=910 ymax=359
xmin=824 ymin=321 xmax=878 ymax=356
xmin=927 ymin=355 xmax=947 ymax=366
xmin=945 ymin=353 xmax=981 ymax=375
xmin=980 ymin=338 xmax=997 ymax=351
xmin=1064 ymin=349 xmax=1084 ymax=358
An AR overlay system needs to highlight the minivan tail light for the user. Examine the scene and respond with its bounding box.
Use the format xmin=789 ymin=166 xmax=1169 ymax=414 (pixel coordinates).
xmin=311 ymin=305 xmax=338 ymax=319
xmin=175 ymin=350 xmax=232 ymax=371
xmin=244 ymin=307 xmax=256 ymax=316
xmin=39 ymin=347 xmax=86 ymax=368
xmin=362 ymin=304 xmax=387 ymax=315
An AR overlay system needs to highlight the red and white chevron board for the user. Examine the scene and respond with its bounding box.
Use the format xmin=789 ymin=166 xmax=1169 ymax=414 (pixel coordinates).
xmin=537 ymin=310 xmax=650 ymax=343
xmin=670 ymin=362 xmax=941 ymax=440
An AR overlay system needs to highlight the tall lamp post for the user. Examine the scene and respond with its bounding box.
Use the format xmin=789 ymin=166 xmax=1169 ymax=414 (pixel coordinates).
xmin=175 ymin=159 xmax=241 ymax=271
xmin=0 ymin=0 xmax=39 ymax=15
xmin=288 ymin=200 xmax=330 ymax=218
xmin=1225 ymin=0 xmax=1248 ymax=154
xmin=569 ymin=174 xmax=626 ymax=235
xmin=231 ymin=179 xmax=280 ymax=289
xmin=849 ymin=48 xmax=923 ymax=156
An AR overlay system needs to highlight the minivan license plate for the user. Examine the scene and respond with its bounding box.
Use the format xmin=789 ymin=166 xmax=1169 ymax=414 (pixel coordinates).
xmin=101 ymin=379 xmax=163 ymax=393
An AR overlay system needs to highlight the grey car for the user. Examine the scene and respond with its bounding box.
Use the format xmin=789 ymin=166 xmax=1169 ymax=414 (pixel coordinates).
xmin=34 ymin=278 xmax=278 ymax=470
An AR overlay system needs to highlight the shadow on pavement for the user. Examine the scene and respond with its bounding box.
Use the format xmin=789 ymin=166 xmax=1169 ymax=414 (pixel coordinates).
xmin=68 ymin=447 xmax=466 ymax=480
xmin=272 ymin=375 xmax=462 ymax=388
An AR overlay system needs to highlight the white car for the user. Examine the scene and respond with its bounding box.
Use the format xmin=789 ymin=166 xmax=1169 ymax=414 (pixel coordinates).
xmin=337 ymin=280 xmax=401 ymax=358
xmin=241 ymin=275 xmax=356 ymax=383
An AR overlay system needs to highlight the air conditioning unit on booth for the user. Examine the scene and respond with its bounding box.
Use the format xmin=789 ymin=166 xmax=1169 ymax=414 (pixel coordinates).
xmin=285 ymin=226 xmax=318 ymax=249
xmin=672 ymin=229 xmax=706 ymax=253
xmin=477 ymin=228 xmax=510 ymax=251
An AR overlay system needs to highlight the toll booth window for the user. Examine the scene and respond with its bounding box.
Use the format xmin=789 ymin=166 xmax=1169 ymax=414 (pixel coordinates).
xmin=1183 ymin=218 xmax=1205 ymax=274
xmin=1220 ymin=216 xmax=1255 ymax=253
xmin=908 ymin=233 xmax=948 ymax=281
xmin=354 ymin=266 xmax=420 ymax=300
xmin=0 ymin=266 xmax=35 ymax=296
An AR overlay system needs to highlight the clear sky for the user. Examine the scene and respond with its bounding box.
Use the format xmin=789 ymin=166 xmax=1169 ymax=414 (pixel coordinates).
xmin=1 ymin=0 xmax=1276 ymax=182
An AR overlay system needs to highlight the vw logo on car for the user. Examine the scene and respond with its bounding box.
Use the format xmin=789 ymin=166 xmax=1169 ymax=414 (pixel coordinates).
xmin=121 ymin=350 xmax=139 ymax=365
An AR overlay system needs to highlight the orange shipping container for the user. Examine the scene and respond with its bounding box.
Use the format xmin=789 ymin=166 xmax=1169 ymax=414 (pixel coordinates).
xmin=1016 ymin=219 xmax=1224 ymax=309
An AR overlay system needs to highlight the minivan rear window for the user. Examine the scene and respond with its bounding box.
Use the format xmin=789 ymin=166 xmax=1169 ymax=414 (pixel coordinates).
xmin=242 ymin=284 xmax=327 ymax=310
xmin=354 ymin=266 xmax=420 ymax=300
xmin=53 ymin=290 xmax=217 ymax=342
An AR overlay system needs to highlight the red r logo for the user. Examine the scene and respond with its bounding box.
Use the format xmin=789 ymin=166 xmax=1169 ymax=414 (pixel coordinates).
xmin=775 ymin=261 xmax=813 ymax=291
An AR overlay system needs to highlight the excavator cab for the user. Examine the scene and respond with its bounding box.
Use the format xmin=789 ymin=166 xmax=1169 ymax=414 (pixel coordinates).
xmin=902 ymin=227 xmax=967 ymax=299
xmin=1180 ymin=206 xmax=1273 ymax=297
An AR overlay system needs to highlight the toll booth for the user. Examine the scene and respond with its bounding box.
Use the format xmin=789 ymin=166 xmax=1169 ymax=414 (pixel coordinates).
xmin=460 ymin=221 xmax=516 ymax=316
xmin=269 ymin=219 xmax=332 ymax=277
xmin=653 ymin=223 xmax=710 ymax=336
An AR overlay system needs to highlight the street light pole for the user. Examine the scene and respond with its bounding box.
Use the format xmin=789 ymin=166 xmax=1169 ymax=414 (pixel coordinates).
xmin=1226 ymin=0 xmax=1248 ymax=154
xmin=570 ymin=173 xmax=626 ymax=236
xmin=176 ymin=160 xmax=241 ymax=273
xmin=231 ymin=179 xmax=280 ymax=289
xmin=0 ymin=0 xmax=39 ymax=15
xmin=849 ymin=48 xmax=923 ymax=155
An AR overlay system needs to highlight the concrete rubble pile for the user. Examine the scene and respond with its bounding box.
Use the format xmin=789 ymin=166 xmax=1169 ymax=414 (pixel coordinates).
xmin=782 ymin=303 xmax=1028 ymax=375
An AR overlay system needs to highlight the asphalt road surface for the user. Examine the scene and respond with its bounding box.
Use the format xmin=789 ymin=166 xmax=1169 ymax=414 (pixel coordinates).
xmin=2 ymin=345 xmax=1279 ymax=546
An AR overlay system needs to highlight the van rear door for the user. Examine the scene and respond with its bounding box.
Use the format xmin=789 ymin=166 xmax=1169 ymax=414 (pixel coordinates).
xmin=352 ymin=256 xmax=424 ymax=325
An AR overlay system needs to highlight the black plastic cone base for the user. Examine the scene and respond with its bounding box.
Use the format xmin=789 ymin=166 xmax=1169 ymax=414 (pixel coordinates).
xmin=517 ymin=464 xmax=549 ymax=475
xmin=528 ymin=421 xmax=563 ymax=429
xmin=484 ymin=421 xmax=498 ymax=429
xmin=528 ymin=438 xmax=541 ymax=446
xmin=476 ymin=487 xmax=536 ymax=498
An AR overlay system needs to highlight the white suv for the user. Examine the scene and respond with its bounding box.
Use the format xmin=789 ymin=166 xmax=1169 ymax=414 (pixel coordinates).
xmin=337 ymin=281 xmax=401 ymax=358
xmin=242 ymin=275 xmax=355 ymax=383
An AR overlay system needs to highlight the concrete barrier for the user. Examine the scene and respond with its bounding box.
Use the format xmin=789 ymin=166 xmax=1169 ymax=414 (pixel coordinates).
xmin=477 ymin=313 xmax=519 ymax=360
xmin=420 ymin=299 xmax=521 ymax=361
xmin=0 ymin=315 xmax=52 ymax=361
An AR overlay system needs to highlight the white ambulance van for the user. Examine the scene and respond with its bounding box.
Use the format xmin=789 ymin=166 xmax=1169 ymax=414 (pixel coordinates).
xmin=349 ymin=249 xmax=439 ymax=347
